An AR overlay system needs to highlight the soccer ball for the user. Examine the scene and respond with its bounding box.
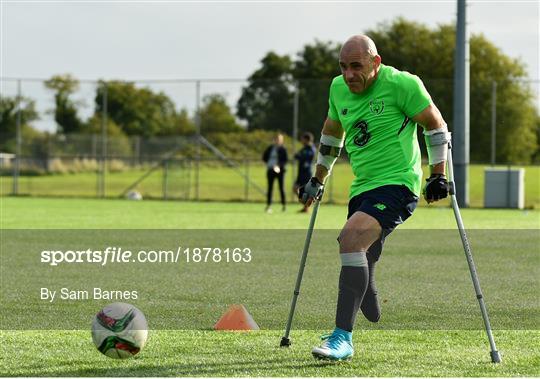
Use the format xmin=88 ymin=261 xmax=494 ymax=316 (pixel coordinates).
xmin=91 ymin=302 xmax=148 ymax=359
xmin=126 ymin=190 xmax=143 ymax=200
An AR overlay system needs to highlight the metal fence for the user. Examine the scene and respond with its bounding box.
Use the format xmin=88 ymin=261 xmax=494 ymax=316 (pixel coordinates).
xmin=0 ymin=130 xmax=328 ymax=202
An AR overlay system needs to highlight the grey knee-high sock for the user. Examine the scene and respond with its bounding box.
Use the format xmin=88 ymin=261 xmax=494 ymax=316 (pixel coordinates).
xmin=360 ymin=257 xmax=381 ymax=322
xmin=335 ymin=252 xmax=369 ymax=332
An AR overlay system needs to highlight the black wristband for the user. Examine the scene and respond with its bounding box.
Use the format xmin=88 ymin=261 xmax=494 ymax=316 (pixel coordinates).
xmin=310 ymin=177 xmax=324 ymax=186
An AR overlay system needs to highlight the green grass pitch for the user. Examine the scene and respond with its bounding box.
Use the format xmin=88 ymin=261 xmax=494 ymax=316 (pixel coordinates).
xmin=1 ymin=197 xmax=539 ymax=377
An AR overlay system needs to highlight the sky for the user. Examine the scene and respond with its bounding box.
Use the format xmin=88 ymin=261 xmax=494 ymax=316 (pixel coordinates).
xmin=1 ymin=0 xmax=539 ymax=131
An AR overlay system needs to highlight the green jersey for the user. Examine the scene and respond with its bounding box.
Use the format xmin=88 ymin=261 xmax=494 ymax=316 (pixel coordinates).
xmin=328 ymin=64 xmax=431 ymax=198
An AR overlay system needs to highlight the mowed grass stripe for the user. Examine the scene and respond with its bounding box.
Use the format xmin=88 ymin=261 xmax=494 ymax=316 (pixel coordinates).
xmin=1 ymin=330 xmax=539 ymax=377
xmin=1 ymin=197 xmax=539 ymax=229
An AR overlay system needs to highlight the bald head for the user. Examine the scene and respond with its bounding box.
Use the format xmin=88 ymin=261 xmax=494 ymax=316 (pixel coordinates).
xmin=339 ymin=35 xmax=381 ymax=94
xmin=340 ymin=35 xmax=378 ymax=58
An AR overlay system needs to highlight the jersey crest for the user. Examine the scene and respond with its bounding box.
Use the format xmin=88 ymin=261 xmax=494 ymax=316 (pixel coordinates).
xmin=369 ymin=99 xmax=384 ymax=115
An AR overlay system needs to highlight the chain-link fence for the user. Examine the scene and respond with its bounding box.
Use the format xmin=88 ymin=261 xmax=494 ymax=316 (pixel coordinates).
xmin=1 ymin=77 xmax=538 ymax=206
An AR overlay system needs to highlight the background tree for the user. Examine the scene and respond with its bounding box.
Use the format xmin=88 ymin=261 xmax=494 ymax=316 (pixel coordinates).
xmin=239 ymin=18 xmax=538 ymax=164
xmin=84 ymin=115 xmax=133 ymax=157
xmin=198 ymin=94 xmax=243 ymax=134
xmin=94 ymin=81 xmax=185 ymax=137
xmin=0 ymin=96 xmax=40 ymax=153
xmin=159 ymin=108 xmax=196 ymax=136
xmin=533 ymin=117 xmax=540 ymax=163
xmin=237 ymin=52 xmax=294 ymax=133
xmin=366 ymin=18 xmax=538 ymax=164
xmin=44 ymin=74 xmax=84 ymax=134
xmin=293 ymin=40 xmax=341 ymax=136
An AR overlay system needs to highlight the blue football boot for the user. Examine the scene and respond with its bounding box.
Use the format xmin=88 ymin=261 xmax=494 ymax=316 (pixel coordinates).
xmin=311 ymin=327 xmax=354 ymax=361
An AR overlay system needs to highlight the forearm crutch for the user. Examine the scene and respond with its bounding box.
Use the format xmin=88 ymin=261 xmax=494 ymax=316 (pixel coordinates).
xmin=280 ymin=199 xmax=321 ymax=347
xmin=446 ymin=142 xmax=501 ymax=363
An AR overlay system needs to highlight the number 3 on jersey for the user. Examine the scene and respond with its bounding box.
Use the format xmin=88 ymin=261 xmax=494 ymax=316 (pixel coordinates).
xmin=353 ymin=120 xmax=370 ymax=148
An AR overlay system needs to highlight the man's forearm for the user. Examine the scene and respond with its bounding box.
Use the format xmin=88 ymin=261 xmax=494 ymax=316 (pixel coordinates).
xmin=314 ymin=164 xmax=330 ymax=184
xmin=431 ymin=161 xmax=446 ymax=176
xmin=412 ymin=104 xmax=450 ymax=177
xmin=423 ymin=126 xmax=449 ymax=176
xmin=313 ymin=117 xmax=344 ymax=185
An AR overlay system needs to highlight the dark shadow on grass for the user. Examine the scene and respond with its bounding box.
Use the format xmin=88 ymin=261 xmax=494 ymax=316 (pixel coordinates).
xmin=8 ymin=357 xmax=342 ymax=377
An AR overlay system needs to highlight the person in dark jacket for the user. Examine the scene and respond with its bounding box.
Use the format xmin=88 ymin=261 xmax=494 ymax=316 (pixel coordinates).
xmin=294 ymin=132 xmax=316 ymax=212
xmin=262 ymin=133 xmax=288 ymax=212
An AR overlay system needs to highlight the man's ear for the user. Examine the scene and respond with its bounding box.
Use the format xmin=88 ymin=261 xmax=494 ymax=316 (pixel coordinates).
xmin=373 ymin=55 xmax=382 ymax=68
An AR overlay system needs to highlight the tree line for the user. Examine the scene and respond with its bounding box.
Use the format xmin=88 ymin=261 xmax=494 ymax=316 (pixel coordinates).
xmin=237 ymin=18 xmax=539 ymax=164
xmin=1 ymin=18 xmax=538 ymax=163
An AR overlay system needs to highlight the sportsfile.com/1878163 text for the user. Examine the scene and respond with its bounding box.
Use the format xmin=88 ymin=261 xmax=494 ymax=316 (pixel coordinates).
xmin=40 ymin=247 xmax=253 ymax=266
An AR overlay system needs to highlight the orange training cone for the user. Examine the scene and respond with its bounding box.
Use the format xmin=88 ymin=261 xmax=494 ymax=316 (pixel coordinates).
xmin=214 ymin=304 xmax=260 ymax=331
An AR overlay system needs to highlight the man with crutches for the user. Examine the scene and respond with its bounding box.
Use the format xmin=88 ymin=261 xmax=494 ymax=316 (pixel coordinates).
xmin=295 ymin=34 xmax=452 ymax=361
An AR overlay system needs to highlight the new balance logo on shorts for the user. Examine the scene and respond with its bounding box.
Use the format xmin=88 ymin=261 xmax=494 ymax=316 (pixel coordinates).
xmin=373 ymin=203 xmax=386 ymax=211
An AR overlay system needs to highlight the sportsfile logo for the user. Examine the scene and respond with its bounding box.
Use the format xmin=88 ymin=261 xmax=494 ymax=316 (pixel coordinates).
xmin=40 ymin=246 xmax=252 ymax=266
xmin=41 ymin=247 xmax=145 ymax=266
